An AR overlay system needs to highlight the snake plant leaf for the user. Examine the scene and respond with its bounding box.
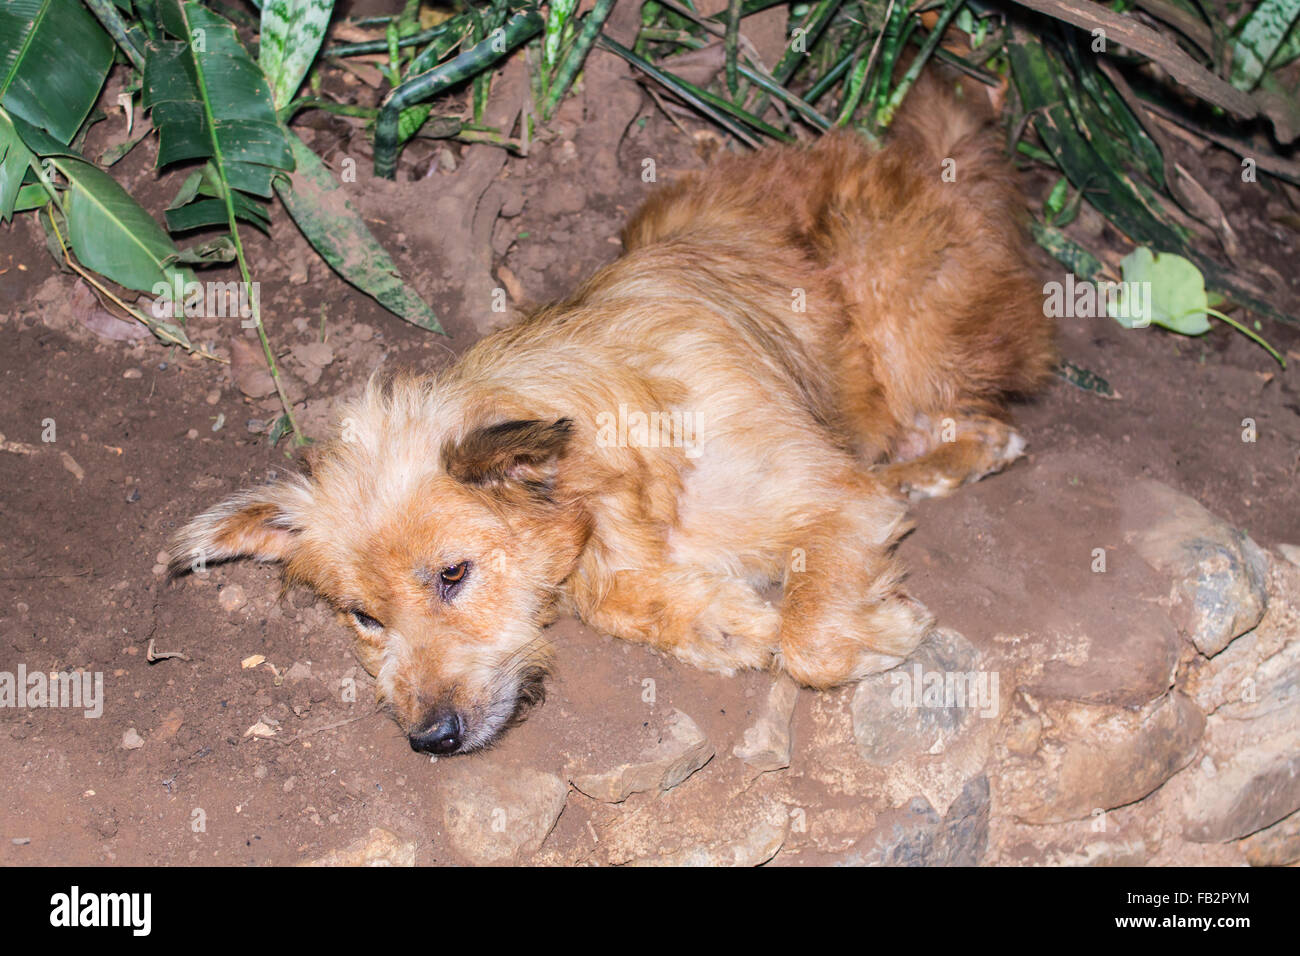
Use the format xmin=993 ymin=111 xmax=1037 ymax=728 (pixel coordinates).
xmin=1008 ymin=41 xmax=1190 ymax=255
xmin=1230 ymin=0 xmax=1300 ymax=91
xmin=259 ymin=0 xmax=336 ymax=110
xmin=143 ymin=0 xmax=293 ymax=187
xmin=0 ymin=0 xmax=115 ymax=144
xmin=275 ymin=130 xmax=442 ymax=332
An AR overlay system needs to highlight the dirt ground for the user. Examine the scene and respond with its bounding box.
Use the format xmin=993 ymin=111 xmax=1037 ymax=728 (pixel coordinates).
xmin=2 ymin=17 xmax=1300 ymax=865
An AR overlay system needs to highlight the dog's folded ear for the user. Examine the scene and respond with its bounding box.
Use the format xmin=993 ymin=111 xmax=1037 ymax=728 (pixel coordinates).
xmin=443 ymin=418 xmax=574 ymax=494
xmin=167 ymin=481 xmax=310 ymax=577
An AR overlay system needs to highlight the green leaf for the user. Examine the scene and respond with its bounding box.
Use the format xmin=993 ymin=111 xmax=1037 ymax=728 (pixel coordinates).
xmin=275 ymin=131 xmax=442 ymax=332
xmin=0 ymin=0 xmax=115 ymax=144
xmin=5 ymin=108 xmax=194 ymax=296
xmin=1044 ymin=176 xmax=1069 ymax=222
xmin=1109 ymin=247 xmax=1211 ymax=335
xmin=0 ymin=106 xmax=40 ymax=219
xmin=143 ymin=0 xmax=293 ymax=180
xmin=259 ymin=0 xmax=336 ymax=110
xmin=62 ymin=156 xmax=196 ymax=297
xmin=1230 ymin=0 xmax=1300 ymax=91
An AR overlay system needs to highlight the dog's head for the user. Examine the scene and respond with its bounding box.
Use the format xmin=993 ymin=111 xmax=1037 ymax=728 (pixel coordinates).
xmin=169 ymin=378 xmax=591 ymax=754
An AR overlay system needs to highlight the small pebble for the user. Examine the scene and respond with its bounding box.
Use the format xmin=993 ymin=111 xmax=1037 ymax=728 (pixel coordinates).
xmin=246 ymin=419 xmax=266 ymax=434
xmin=218 ymin=584 xmax=247 ymax=613
xmin=122 ymin=728 xmax=145 ymax=750
xmin=123 ymin=369 xmax=143 ymax=379
xmin=205 ymin=390 xmax=221 ymax=405
xmin=186 ymin=428 xmax=199 ymax=440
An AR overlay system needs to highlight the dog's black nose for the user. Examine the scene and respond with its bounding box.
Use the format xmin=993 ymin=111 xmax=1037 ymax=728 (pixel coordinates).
xmin=409 ymin=713 xmax=463 ymax=754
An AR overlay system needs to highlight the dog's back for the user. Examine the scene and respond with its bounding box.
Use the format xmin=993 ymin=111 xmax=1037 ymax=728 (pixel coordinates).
xmin=622 ymin=72 xmax=1055 ymax=462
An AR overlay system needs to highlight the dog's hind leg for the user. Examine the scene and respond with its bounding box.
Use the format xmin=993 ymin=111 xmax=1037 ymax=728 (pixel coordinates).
xmin=870 ymin=412 xmax=1027 ymax=501
xmin=776 ymin=475 xmax=934 ymax=687
xmin=574 ymin=568 xmax=782 ymax=675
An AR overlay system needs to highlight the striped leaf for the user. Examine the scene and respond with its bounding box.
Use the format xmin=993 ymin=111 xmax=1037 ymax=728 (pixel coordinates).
xmin=259 ymin=0 xmax=336 ymax=110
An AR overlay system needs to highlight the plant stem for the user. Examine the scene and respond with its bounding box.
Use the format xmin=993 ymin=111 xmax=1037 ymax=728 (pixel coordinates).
xmin=1204 ymin=307 xmax=1286 ymax=367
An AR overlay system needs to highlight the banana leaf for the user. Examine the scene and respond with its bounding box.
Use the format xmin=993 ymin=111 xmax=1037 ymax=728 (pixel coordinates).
xmin=0 ymin=0 xmax=115 ymax=144
xmin=4 ymin=109 xmax=194 ymax=299
xmin=143 ymin=0 xmax=293 ymax=206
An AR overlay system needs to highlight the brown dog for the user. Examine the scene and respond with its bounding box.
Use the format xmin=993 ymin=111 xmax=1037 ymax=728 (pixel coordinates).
xmin=170 ymin=77 xmax=1054 ymax=755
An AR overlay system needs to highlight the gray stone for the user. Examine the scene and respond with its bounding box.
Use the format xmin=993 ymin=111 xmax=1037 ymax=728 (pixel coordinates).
xmin=1128 ymin=480 xmax=1269 ymax=657
xmin=852 ymin=628 xmax=991 ymax=767
xmin=442 ymin=767 xmax=568 ymax=864
xmin=733 ymin=675 xmax=798 ymax=772
xmin=572 ymin=709 xmax=714 ymax=803
xmin=841 ymin=775 xmax=990 ymax=866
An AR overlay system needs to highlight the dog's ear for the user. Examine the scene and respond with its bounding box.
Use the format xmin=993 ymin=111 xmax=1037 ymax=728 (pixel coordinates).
xmin=443 ymin=418 xmax=573 ymax=494
xmin=167 ymin=482 xmax=310 ymax=576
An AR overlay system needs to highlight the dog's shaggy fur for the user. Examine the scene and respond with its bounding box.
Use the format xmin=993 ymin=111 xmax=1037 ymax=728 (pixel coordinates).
xmin=171 ymin=76 xmax=1054 ymax=754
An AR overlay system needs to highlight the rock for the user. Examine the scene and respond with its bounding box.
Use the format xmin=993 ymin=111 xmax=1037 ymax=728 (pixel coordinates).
xmin=993 ymin=691 xmax=1204 ymax=824
xmin=305 ymin=827 xmax=416 ymax=866
xmin=1279 ymin=544 xmax=1300 ymax=569
xmin=1240 ymin=808 xmax=1300 ymax=866
xmin=572 ymin=709 xmax=714 ymax=803
xmin=733 ymin=675 xmax=798 ymax=772
xmin=537 ymin=181 xmax=586 ymax=216
xmin=1127 ymin=480 xmax=1269 ymax=656
xmin=218 ymin=584 xmax=247 ymax=613
xmin=852 ymin=628 xmax=991 ymax=767
xmin=842 ymin=775 xmax=990 ymax=866
xmin=285 ymin=661 xmax=313 ymax=683
xmin=441 ymin=766 xmax=568 ymax=864
xmin=291 ymin=342 xmax=334 ymax=369
xmin=1181 ymin=729 xmax=1300 ymax=843
xmin=897 ymin=455 xmax=1185 ymax=709
xmin=121 ymin=728 xmax=144 ymax=750
xmin=230 ymin=337 xmax=305 ymax=403
xmin=290 ymin=588 xmax=317 ymax=609
xmin=634 ymin=814 xmax=788 ymax=867
xmin=153 ymin=707 xmax=184 ymax=741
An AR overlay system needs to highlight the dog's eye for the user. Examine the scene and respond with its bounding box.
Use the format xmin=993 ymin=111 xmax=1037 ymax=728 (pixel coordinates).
xmin=352 ymin=610 xmax=383 ymax=631
xmin=438 ymin=562 xmax=470 ymax=599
